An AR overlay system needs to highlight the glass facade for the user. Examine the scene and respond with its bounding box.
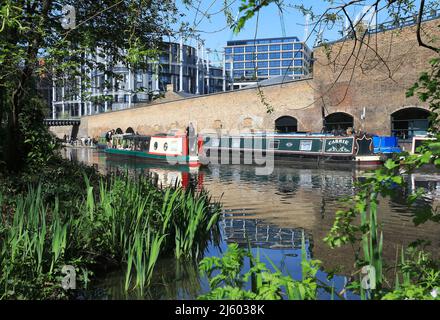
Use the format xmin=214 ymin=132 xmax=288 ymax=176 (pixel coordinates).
xmin=225 ymin=36 xmax=311 ymax=82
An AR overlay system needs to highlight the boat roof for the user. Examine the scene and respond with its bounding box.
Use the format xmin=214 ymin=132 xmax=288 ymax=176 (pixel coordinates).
xmin=112 ymin=133 xmax=133 ymax=138
xmin=203 ymin=132 xmax=338 ymax=137
xmin=124 ymin=135 xmax=151 ymax=140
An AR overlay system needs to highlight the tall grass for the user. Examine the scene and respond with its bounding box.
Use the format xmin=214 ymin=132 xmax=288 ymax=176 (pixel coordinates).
xmin=0 ymin=172 xmax=221 ymax=299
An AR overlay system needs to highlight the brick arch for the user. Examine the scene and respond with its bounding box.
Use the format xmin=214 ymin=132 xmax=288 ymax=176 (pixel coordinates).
xmin=274 ymin=116 xmax=298 ymax=133
xmin=388 ymin=105 xmax=430 ymax=116
xmin=324 ymin=111 xmax=354 ymax=133
xmin=389 ymin=106 xmax=431 ymax=138
xmin=268 ymin=112 xmax=308 ymax=132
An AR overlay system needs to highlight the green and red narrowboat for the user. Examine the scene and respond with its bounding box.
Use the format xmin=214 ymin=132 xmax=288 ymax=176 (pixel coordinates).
xmin=105 ymin=133 xmax=202 ymax=167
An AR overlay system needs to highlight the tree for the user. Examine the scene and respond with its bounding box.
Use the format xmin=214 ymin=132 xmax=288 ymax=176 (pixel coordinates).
xmin=0 ymin=0 xmax=178 ymax=172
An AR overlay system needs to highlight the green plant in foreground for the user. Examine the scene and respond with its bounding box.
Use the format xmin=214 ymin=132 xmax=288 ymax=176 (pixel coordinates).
xmin=198 ymin=233 xmax=323 ymax=300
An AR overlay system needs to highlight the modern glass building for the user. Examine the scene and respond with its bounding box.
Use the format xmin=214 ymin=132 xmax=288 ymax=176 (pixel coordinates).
xmin=50 ymin=41 xmax=228 ymax=118
xmin=224 ymin=36 xmax=312 ymax=89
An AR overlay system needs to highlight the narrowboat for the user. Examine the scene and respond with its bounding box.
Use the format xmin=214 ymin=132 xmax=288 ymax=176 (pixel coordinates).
xmin=104 ymin=133 xmax=202 ymax=167
xmin=96 ymin=134 xmax=109 ymax=150
xmin=411 ymin=135 xmax=436 ymax=154
xmin=200 ymin=133 xmax=386 ymax=166
xmin=102 ymin=131 xmax=402 ymax=168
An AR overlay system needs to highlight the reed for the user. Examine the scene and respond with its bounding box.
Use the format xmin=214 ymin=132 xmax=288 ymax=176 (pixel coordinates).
xmin=0 ymin=172 xmax=221 ymax=299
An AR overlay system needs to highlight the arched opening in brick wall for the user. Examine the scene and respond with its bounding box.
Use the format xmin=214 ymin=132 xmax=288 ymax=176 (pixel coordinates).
xmin=275 ymin=116 xmax=298 ymax=133
xmin=391 ymin=107 xmax=430 ymax=140
xmin=115 ymin=128 xmax=123 ymax=134
xmin=126 ymin=127 xmax=135 ymax=134
xmin=324 ymin=112 xmax=354 ymax=133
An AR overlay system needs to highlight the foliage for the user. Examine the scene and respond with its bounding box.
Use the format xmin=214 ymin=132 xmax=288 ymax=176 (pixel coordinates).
xmin=19 ymin=97 xmax=60 ymax=170
xmin=0 ymin=167 xmax=221 ymax=299
xmin=0 ymin=0 xmax=178 ymax=171
xmin=382 ymin=244 xmax=440 ymax=300
xmin=198 ymin=234 xmax=322 ymax=300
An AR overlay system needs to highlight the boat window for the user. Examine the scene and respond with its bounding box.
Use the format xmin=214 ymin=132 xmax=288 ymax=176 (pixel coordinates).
xmin=269 ymin=140 xmax=280 ymax=149
xmin=210 ymin=138 xmax=220 ymax=147
xmin=232 ymin=138 xmax=241 ymax=148
xmin=299 ymin=140 xmax=312 ymax=151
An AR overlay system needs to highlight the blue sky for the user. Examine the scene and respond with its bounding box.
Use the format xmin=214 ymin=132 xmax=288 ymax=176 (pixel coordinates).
xmin=175 ymin=0 xmax=360 ymax=61
xmin=174 ymin=0 xmax=434 ymax=65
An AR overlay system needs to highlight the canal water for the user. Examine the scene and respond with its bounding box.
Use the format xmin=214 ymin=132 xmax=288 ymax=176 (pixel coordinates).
xmin=64 ymin=148 xmax=440 ymax=300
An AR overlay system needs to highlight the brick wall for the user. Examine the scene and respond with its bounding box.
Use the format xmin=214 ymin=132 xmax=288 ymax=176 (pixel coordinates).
xmin=52 ymin=18 xmax=440 ymax=139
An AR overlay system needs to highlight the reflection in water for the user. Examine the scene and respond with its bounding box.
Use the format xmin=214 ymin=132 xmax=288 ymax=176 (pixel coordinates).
xmin=221 ymin=216 xmax=311 ymax=250
xmin=63 ymin=148 xmax=440 ymax=299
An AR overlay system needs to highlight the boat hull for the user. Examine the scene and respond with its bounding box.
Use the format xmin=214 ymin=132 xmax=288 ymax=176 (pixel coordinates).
xmin=200 ymin=134 xmax=382 ymax=167
xmin=105 ymin=148 xmax=201 ymax=167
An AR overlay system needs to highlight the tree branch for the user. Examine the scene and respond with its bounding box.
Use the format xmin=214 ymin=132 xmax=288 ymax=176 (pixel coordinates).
xmin=416 ymin=0 xmax=439 ymax=53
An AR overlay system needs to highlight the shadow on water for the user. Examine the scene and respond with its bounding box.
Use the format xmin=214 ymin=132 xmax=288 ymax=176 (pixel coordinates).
xmin=63 ymin=148 xmax=440 ymax=300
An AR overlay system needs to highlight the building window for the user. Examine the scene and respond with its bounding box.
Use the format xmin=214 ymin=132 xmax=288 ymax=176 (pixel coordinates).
xmin=233 ymin=70 xmax=244 ymax=77
xmin=233 ymin=54 xmax=244 ymax=61
xmin=269 ymin=52 xmax=280 ymax=59
xmin=257 ymin=45 xmax=268 ymax=52
xmin=245 ymin=46 xmax=256 ymax=52
xmin=245 ymin=62 xmax=256 ymax=68
xmin=269 ymin=60 xmax=280 ymax=67
xmin=257 ymin=61 xmax=268 ymax=68
xmin=257 ymin=69 xmax=268 ymax=76
xmin=282 ymin=43 xmax=293 ymax=50
xmin=233 ymin=62 xmax=244 ymax=69
xmin=225 ymin=47 xmax=232 ymax=54
xmin=257 ymin=53 xmax=268 ymax=60
xmin=225 ymin=63 xmax=231 ymax=69
xmin=234 ymin=46 xmax=244 ymax=53
xmin=294 ymin=52 xmax=303 ymax=58
xmin=245 ymin=53 xmax=256 ymax=60
xmin=281 ymin=68 xmax=293 ymax=75
xmin=282 ymin=52 xmax=293 ymax=59
xmin=294 ymin=59 xmax=303 ymax=66
xmin=282 ymin=60 xmax=292 ymax=67
xmin=269 ymin=44 xmax=280 ymax=51
xmin=269 ymin=69 xmax=281 ymax=76
xmin=283 ymin=37 xmax=298 ymax=42
xmin=294 ymin=43 xmax=303 ymax=50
